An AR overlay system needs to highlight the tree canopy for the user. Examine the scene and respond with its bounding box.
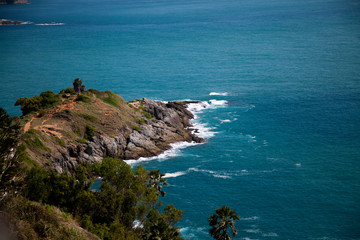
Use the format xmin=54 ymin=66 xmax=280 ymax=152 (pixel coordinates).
xmin=208 ymin=206 xmax=240 ymax=240
xmin=0 ymin=107 xmax=24 ymax=201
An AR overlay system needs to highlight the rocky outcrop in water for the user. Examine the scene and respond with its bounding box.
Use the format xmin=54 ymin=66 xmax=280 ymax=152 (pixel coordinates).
xmin=0 ymin=19 xmax=24 ymax=25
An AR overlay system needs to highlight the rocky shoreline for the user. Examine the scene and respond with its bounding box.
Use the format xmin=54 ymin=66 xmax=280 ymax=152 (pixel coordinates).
xmin=21 ymin=92 xmax=205 ymax=173
xmin=61 ymin=99 xmax=204 ymax=173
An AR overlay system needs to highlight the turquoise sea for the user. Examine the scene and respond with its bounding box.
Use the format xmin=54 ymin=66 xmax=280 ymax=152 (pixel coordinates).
xmin=1 ymin=0 xmax=360 ymax=239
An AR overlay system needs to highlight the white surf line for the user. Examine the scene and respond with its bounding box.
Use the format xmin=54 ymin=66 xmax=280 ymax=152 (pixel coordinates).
xmin=124 ymin=99 xmax=228 ymax=166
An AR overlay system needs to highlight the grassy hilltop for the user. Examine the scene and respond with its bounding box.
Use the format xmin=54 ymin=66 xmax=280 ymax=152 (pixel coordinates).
xmin=15 ymin=83 xmax=200 ymax=172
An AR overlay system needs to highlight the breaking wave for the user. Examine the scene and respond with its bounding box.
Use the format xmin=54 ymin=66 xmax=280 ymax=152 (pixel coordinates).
xmin=209 ymin=92 xmax=229 ymax=96
xmin=124 ymin=141 xmax=197 ymax=166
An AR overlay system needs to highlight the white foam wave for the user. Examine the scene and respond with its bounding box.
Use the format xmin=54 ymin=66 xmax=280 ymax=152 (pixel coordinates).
xmin=246 ymin=134 xmax=257 ymax=142
xmin=125 ymin=99 xmax=227 ymax=166
xmin=220 ymin=119 xmax=231 ymax=123
xmin=295 ymin=163 xmax=301 ymax=167
xmin=244 ymin=229 xmax=261 ymax=234
xmin=242 ymin=216 xmax=259 ymax=221
xmin=124 ymin=141 xmax=197 ymax=166
xmin=209 ymin=99 xmax=228 ymax=106
xmin=209 ymin=92 xmax=229 ymax=96
xmin=213 ymin=174 xmax=231 ymax=179
xmin=262 ymin=232 xmax=278 ymax=237
xmin=186 ymin=100 xmax=227 ymax=140
xmin=164 ymin=171 xmax=187 ymax=178
xmin=36 ymin=22 xmax=65 ymax=26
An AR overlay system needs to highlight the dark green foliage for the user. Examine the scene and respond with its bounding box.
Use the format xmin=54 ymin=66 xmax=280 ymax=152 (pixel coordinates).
xmin=22 ymin=157 xmax=183 ymax=239
xmin=148 ymin=169 xmax=168 ymax=197
xmin=60 ymin=87 xmax=76 ymax=95
xmin=0 ymin=107 xmax=24 ymax=201
xmin=75 ymin=94 xmax=91 ymax=103
xmin=24 ymin=167 xmax=50 ymax=202
xmin=132 ymin=126 xmax=140 ymax=132
xmin=15 ymin=90 xmax=60 ymax=115
xmin=208 ymin=206 xmax=240 ymax=240
xmin=84 ymin=125 xmax=95 ymax=140
xmin=142 ymin=208 xmax=183 ymax=240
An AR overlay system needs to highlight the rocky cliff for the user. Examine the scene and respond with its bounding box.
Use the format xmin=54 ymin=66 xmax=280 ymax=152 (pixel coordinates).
xmin=20 ymin=89 xmax=204 ymax=173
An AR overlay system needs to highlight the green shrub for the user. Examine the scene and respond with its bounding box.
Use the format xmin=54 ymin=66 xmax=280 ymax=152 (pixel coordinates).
xmin=15 ymin=90 xmax=61 ymax=115
xmin=84 ymin=125 xmax=95 ymax=140
xmin=132 ymin=126 xmax=140 ymax=132
xmin=81 ymin=114 xmax=97 ymax=122
xmin=75 ymin=95 xmax=91 ymax=103
xmin=78 ymin=138 xmax=88 ymax=144
xmin=142 ymin=112 xmax=152 ymax=119
xmin=60 ymin=87 xmax=76 ymax=95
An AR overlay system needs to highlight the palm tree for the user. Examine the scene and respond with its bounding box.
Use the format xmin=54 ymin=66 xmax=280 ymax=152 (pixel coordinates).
xmin=208 ymin=206 xmax=240 ymax=240
xmin=148 ymin=169 xmax=168 ymax=197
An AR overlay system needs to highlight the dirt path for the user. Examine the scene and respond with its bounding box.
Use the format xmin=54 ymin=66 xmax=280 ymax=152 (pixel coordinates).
xmin=23 ymin=115 xmax=38 ymax=133
xmin=23 ymin=95 xmax=78 ymax=134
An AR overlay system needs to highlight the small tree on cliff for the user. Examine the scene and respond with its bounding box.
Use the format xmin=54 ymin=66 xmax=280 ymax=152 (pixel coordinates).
xmin=208 ymin=206 xmax=240 ymax=240
xmin=73 ymin=78 xmax=86 ymax=94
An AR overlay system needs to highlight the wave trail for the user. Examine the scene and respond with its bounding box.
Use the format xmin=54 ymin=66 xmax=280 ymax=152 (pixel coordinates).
xmin=209 ymin=92 xmax=229 ymax=96
xmin=36 ymin=22 xmax=65 ymax=26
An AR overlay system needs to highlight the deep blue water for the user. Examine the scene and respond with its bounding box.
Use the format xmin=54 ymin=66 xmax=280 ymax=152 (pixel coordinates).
xmin=1 ymin=0 xmax=360 ymax=239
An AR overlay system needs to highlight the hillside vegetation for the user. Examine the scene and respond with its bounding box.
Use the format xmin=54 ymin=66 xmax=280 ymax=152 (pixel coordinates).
xmin=0 ymin=81 xmax=189 ymax=239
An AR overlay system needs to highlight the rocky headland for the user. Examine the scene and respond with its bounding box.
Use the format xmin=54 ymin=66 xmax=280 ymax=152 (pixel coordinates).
xmin=0 ymin=19 xmax=25 ymax=25
xmin=0 ymin=0 xmax=29 ymax=4
xmin=19 ymin=89 xmax=204 ymax=173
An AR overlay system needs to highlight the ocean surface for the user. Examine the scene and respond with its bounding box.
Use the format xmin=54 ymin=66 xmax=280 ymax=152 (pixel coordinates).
xmin=1 ymin=0 xmax=360 ymax=239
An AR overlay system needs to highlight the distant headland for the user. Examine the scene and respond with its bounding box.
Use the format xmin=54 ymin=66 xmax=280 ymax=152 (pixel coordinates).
xmin=0 ymin=19 xmax=25 ymax=25
xmin=0 ymin=0 xmax=29 ymax=4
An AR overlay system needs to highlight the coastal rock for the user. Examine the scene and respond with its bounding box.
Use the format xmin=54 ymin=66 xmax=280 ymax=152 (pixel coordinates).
xmin=24 ymin=92 xmax=204 ymax=173
xmin=0 ymin=19 xmax=24 ymax=25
